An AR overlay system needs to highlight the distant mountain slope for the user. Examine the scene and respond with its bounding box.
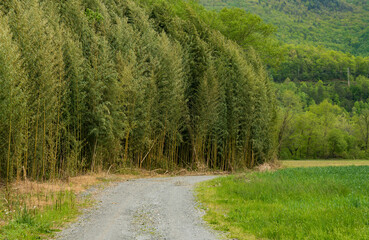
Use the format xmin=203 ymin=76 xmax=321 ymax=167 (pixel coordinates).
xmin=199 ymin=0 xmax=369 ymax=56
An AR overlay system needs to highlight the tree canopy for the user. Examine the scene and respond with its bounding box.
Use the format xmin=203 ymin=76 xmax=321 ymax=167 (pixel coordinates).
xmin=200 ymin=0 xmax=369 ymax=56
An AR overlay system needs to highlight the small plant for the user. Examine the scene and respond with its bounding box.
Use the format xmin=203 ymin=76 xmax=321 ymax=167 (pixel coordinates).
xmin=85 ymin=8 xmax=104 ymax=23
xmin=15 ymin=205 xmax=35 ymax=226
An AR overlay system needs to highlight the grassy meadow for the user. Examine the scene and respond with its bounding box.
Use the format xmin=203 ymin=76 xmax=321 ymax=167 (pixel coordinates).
xmin=281 ymin=160 xmax=369 ymax=168
xmin=197 ymin=165 xmax=369 ymax=240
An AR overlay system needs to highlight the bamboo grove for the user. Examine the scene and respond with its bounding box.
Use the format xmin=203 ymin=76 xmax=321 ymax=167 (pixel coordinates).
xmin=0 ymin=0 xmax=276 ymax=182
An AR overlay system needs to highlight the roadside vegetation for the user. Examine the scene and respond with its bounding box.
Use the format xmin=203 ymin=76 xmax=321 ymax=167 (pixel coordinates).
xmin=197 ymin=165 xmax=369 ymax=240
xmin=0 ymin=173 xmax=138 ymax=239
xmin=0 ymin=190 xmax=78 ymax=240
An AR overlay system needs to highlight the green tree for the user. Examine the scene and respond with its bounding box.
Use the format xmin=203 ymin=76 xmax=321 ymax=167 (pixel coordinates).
xmin=0 ymin=15 xmax=27 ymax=182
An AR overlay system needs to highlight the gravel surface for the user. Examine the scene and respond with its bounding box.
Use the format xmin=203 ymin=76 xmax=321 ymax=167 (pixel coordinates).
xmin=57 ymin=175 xmax=221 ymax=240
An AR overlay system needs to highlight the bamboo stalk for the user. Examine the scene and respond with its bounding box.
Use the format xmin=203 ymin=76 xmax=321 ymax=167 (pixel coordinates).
xmin=6 ymin=86 xmax=13 ymax=186
xmin=32 ymin=98 xmax=41 ymax=180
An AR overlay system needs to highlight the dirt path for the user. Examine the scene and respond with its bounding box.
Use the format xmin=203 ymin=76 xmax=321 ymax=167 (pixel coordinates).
xmin=57 ymin=176 xmax=220 ymax=240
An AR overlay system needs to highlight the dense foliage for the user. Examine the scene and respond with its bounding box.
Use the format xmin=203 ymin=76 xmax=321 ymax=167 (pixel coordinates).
xmin=197 ymin=166 xmax=369 ymax=239
xmin=273 ymin=44 xmax=369 ymax=82
xmin=196 ymin=1 xmax=369 ymax=83
xmin=192 ymin=6 xmax=284 ymax=67
xmin=199 ymin=0 xmax=369 ymax=56
xmin=0 ymin=0 xmax=276 ymax=182
xmin=275 ymin=77 xmax=369 ymax=159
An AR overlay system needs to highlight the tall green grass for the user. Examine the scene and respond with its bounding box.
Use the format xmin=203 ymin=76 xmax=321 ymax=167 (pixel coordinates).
xmin=0 ymin=191 xmax=79 ymax=240
xmin=197 ymin=166 xmax=369 ymax=239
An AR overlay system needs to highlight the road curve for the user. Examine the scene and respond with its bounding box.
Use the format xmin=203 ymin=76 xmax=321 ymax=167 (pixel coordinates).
xmin=57 ymin=175 xmax=220 ymax=240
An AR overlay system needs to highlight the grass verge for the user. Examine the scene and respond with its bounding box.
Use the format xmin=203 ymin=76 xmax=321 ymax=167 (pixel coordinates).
xmin=196 ymin=166 xmax=369 ymax=240
xmin=0 ymin=191 xmax=79 ymax=240
xmin=0 ymin=173 xmax=136 ymax=240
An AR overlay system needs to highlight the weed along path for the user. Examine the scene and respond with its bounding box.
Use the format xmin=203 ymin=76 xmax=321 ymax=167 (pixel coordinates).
xmin=57 ymin=175 xmax=220 ymax=240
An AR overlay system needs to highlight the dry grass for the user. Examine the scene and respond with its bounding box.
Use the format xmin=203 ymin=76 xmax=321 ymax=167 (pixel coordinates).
xmin=255 ymin=162 xmax=282 ymax=172
xmin=170 ymin=168 xmax=228 ymax=176
xmin=0 ymin=172 xmax=142 ymax=215
xmin=12 ymin=174 xmax=129 ymax=194
xmin=117 ymin=167 xmax=227 ymax=176
xmin=281 ymin=160 xmax=369 ymax=168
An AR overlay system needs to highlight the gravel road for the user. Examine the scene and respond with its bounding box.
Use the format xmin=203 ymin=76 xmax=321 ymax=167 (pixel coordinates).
xmin=57 ymin=175 xmax=221 ymax=240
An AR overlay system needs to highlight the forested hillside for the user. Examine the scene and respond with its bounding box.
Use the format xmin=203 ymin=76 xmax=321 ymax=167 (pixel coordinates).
xmin=0 ymin=0 xmax=276 ymax=182
xmin=275 ymin=78 xmax=369 ymax=159
xmin=195 ymin=0 xmax=369 ymax=159
xmin=272 ymin=44 xmax=369 ymax=82
xmin=199 ymin=0 xmax=369 ymax=56
xmin=198 ymin=0 xmax=369 ymax=83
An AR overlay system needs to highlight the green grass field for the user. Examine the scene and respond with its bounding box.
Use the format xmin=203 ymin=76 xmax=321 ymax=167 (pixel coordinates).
xmin=281 ymin=160 xmax=369 ymax=168
xmin=197 ymin=166 xmax=369 ymax=240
